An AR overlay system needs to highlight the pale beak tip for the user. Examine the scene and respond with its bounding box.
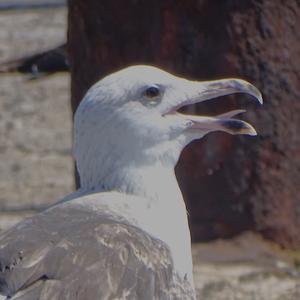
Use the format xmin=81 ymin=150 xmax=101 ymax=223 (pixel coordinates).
xmin=240 ymin=124 xmax=257 ymax=136
xmin=233 ymin=126 xmax=257 ymax=136
xmin=219 ymin=119 xmax=258 ymax=136
xmin=245 ymin=127 xmax=258 ymax=136
xmin=244 ymin=81 xmax=263 ymax=104
xmin=236 ymin=79 xmax=263 ymax=104
xmin=257 ymin=92 xmax=263 ymax=105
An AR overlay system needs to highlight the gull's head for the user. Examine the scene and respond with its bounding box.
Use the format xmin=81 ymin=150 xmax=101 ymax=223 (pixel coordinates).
xmin=74 ymin=65 xmax=262 ymax=190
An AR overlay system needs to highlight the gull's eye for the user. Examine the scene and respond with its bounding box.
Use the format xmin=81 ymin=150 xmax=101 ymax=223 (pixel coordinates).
xmin=144 ymin=85 xmax=160 ymax=98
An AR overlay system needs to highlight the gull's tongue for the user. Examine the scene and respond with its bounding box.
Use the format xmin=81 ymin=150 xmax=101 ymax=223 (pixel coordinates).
xmin=178 ymin=109 xmax=257 ymax=136
xmin=214 ymin=109 xmax=246 ymax=119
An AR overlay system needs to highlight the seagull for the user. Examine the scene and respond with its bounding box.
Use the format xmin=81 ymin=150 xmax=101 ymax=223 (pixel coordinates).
xmin=0 ymin=65 xmax=262 ymax=299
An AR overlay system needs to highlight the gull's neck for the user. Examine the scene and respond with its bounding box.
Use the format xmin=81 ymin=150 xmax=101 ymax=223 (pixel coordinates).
xmin=77 ymin=158 xmax=194 ymax=284
xmin=82 ymin=163 xmax=180 ymax=202
xmin=79 ymin=161 xmax=188 ymax=224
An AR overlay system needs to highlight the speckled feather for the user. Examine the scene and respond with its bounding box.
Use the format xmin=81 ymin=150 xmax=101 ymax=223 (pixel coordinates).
xmin=0 ymin=195 xmax=195 ymax=300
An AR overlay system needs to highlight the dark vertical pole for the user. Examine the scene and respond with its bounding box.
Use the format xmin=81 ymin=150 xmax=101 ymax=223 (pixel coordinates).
xmin=68 ymin=0 xmax=300 ymax=248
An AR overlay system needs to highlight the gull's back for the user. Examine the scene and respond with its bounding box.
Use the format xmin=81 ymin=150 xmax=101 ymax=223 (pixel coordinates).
xmin=0 ymin=193 xmax=195 ymax=300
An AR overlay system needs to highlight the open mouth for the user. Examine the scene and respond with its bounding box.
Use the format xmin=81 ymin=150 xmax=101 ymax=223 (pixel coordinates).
xmin=165 ymin=78 xmax=263 ymax=136
xmin=176 ymin=109 xmax=257 ymax=135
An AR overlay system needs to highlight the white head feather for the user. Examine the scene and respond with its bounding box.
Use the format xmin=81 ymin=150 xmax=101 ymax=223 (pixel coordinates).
xmin=73 ymin=65 xmax=262 ymax=282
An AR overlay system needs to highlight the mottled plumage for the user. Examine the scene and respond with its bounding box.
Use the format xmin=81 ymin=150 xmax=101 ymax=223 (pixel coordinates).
xmin=0 ymin=194 xmax=195 ymax=299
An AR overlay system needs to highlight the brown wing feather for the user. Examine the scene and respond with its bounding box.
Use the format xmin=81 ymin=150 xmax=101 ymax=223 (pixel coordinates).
xmin=0 ymin=201 xmax=195 ymax=300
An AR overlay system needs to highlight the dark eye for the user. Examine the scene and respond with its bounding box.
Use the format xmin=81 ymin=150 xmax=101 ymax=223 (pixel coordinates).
xmin=145 ymin=86 xmax=160 ymax=98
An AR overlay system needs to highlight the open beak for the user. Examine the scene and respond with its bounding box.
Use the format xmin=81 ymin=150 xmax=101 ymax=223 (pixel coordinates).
xmin=166 ymin=78 xmax=263 ymax=136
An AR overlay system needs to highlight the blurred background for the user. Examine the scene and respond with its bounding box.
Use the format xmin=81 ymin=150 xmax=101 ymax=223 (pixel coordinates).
xmin=0 ymin=0 xmax=72 ymax=229
xmin=0 ymin=1 xmax=299 ymax=299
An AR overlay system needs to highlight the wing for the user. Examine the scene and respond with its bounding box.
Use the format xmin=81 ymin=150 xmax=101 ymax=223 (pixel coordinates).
xmin=0 ymin=200 xmax=195 ymax=300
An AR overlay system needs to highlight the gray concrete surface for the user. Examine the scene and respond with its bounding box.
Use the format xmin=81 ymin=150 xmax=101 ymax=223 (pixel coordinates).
xmin=0 ymin=7 xmax=72 ymax=213
xmin=0 ymin=6 xmax=299 ymax=300
xmin=0 ymin=0 xmax=66 ymax=11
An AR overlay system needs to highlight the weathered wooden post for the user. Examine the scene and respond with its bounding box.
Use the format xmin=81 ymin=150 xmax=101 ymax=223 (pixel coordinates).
xmin=68 ymin=0 xmax=300 ymax=248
